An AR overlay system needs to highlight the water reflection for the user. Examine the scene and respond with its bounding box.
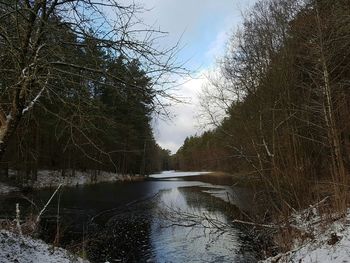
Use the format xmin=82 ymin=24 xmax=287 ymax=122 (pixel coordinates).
xmin=151 ymin=187 xmax=244 ymax=262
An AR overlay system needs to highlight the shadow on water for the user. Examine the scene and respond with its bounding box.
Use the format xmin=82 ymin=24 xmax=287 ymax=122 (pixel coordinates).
xmin=0 ymin=173 xmax=260 ymax=262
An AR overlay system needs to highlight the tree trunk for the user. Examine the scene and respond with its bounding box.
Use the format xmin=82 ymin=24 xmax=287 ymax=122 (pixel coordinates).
xmin=0 ymin=114 xmax=22 ymax=161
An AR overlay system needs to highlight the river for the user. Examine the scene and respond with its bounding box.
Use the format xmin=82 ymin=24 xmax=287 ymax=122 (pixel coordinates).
xmin=0 ymin=171 xmax=259 ymax=262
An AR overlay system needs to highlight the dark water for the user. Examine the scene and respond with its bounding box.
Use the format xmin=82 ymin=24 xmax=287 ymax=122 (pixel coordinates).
xmin=0 ymin=172 xmax=258 ymax=262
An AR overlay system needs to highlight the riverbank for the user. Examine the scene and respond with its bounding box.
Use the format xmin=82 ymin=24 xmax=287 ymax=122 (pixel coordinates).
xmin=0 ymin=169 xmax=146 ymax=195
xmin=0 ymin=230 xmax=88 ymax=263
xmin=261 ymin=206 xmax=350 ymax=262
xmin=180 ymin=171 xmax=350 ymax=262
xmin=0 ymin=182 xmax=20 ymax=194
xmin=29 ymin=170 xmax=145 ymax=188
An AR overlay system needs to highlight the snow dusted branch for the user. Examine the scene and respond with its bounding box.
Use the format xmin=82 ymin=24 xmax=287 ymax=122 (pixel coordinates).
xmin=36 ymin=183 xmax=62 ymax=224
xmin=22 ymin=85 xmax=46 ymax=115
xmin=22 ymin=69 xmax=50 ymax=115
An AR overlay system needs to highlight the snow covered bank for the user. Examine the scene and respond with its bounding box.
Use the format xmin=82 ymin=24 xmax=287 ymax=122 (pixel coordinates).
xmin=0 ymin=169 xmax=145 ymax=194
xmin=261 ymin=210 xmax=350 ymax=263
xmin=0 ymin=182 xmax=19 ymax=194
xmin=0 ymin=230 xmax=88 ymax=263
xmin=0 ymin=182 xmax=20 ymax=195
xmin=28 ymin=170 xmax=143 ymax=189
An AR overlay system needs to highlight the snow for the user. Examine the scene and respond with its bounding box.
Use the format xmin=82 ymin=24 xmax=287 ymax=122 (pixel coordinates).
xmin=0 ymin=182 xmax=19 ymax=195
xmin=261 ymin=210 xmax=350 ymax=263
xmin=149 ymin=170 xmax=211 ymax=179
xmin=0 ymin=169 xmax=143 ymax=194
xmin=28 ymin=170 xmax=141 ymax=189
xmin=0 ymin=230 xmax=89 ymax=263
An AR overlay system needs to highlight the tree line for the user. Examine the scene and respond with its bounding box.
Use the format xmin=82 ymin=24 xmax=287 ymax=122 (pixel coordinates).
xmin=0 ymin=0 xmax=175 ymax=182
xmin=174 ymin=0 xmax=350 ymax=212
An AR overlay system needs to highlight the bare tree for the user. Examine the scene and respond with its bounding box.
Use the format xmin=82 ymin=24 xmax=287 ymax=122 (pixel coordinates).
xmin=0 ymin=0 xmax=183 ymax=161
xmin=295 ymin=0 xmax=350 ymax=210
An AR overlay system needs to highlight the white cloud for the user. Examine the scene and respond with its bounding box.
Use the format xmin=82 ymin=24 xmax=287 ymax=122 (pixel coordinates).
xmin=153 ymin=71 xmax=209 ymax=153
xmin=205 ymin=30 xmax=229 ymax=60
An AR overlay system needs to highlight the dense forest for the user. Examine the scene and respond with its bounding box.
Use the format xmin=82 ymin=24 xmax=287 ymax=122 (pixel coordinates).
xmin=174 ymin=0 xmax=350 ymax=212
xmin=0 ymin=0 xmax=173 ymax=182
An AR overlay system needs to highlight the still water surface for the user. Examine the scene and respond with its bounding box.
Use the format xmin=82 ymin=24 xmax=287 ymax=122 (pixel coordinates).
xmin=0 ymin=171 xmax=257 ymax=262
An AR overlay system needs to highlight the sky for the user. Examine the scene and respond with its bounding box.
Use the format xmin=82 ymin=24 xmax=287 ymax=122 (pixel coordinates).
xmin=133 ymin=0 xmax=258 ymax=153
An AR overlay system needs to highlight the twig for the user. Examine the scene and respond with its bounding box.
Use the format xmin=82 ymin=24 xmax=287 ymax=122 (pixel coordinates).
xmin=15 ymin=203 xmax=22 ymax=236
xmin=36 ymin=184 xmax=62 ymax=224
xmin=232 ymin=219 xmax=279 ymax=229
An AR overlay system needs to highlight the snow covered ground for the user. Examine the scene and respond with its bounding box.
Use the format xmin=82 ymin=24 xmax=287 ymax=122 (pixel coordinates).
xmin=261 ymin=210 xmax=350 ymax=263
xmin=0 ymin=230 xmax=88 ymax=263
xmin=0 ymin=169 xmax=144 ymax=194
xmin=29 ymin=170 xmax=142 ymax=189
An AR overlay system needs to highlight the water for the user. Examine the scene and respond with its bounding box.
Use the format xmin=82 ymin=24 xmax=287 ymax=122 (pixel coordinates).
xmin=0 ymin=172 xmax=258 ymax=262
